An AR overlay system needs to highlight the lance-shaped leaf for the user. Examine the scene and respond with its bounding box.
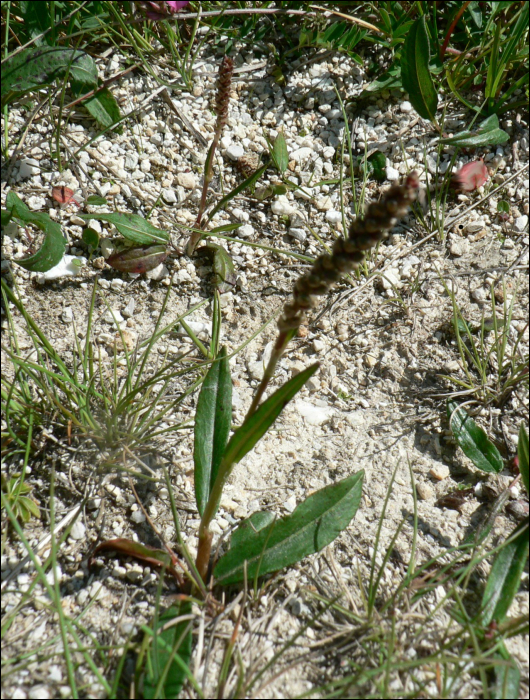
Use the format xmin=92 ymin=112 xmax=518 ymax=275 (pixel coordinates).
xmin=91 ymin=538 xmax=181 ymax=582
xmin=143 ymin=600 xmax=193 ymax=700
xmin=440 ymin=115 xmax=509 ymax=148
xmin=448 ymin=400 xmax=503 ymax=473
xmin=401 ymin=16 xmax=438 ymax=122
xmin=271 ymin=129 xmax=289 ymax=173
xmin=106 ymin=244 xmax=168 ymax=274
xmin=518 ymin=423 xmax=529 ymax=494
xmin=2 ymin=47 xmax=97 ymax=107
xmin=214 ymin=470 xmax=364 ymax=585
xmin=194 ymin=348 xmax=232 ymax=516
xmin=71 ymin=82 xmax=122 ymax=132
xmin=78 ymin=212 xmax=169 ymax=244
xmin=5 ymin=191 xmax=66 ymax=272
xmin=480 ymin=519 xmax=529 ymax=626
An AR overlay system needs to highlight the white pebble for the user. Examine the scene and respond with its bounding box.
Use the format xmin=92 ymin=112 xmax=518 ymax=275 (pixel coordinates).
xmin=146 ymin=263 xmax=169 ymax=281
xmin=37 ymin=255 xmax=86 ymax=282
xmin=400 ymin=101 xmax=413 ymax=113
xmin=177 ymin=172 xmax=197 ymax=190
xmin=69 ymin=520 xmax=86 ymax=541
xmin=386 ymin=166 xmax=400 ymax=181
xmin=290 ymin=147 xmax=314 ymax=163
xmin=225 ymin=143 xmax=244 ymax=160
xmin=514 ymin=215 xmax=528 ymax=232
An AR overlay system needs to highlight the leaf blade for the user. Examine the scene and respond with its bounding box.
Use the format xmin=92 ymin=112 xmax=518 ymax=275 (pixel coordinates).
xmin=194 ymin=348 xmax=232 ymax=516
xmin=78 ymin=212 xmax=169 ymax=244
xmin=401 ymin=16 xmax=438 ymax=122
xmin=214 ymin=470 xmax=364 ymax=585
xmin=448 ymin=400 xmax=504 ymax=473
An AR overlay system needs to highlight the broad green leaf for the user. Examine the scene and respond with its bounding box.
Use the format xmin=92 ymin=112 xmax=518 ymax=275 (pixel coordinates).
xmin=194 ymin=348 xmax=232 ymax=516
xmin=77 ymin=212 xmax=168 ymax=244
xmin=196 ymin=243 xmax=236 ymax=293
xmin=106 ymin=244 xmax=167 ymax=274
xmin=214 ymin=470 xmax=364 ymax=585
xmin=72 ymin=82 xmax=122 ymax=132
xmin=2 ymin=47 xmax=97 ymax=107
xmin=367 ymin=151 xmax=387 ymax=181
xmin=6 ymin=191 xmax=66 ymax=272
xmin=401 ymin=17 xmax=438 ymax=122
xmin=222 ymin=364 xmax=319 ymax=467
xmin=230 ymin=511 xmax=276 ymax=550
xmin=440 ymin=115 xmax=509 ymax=147
xmin=447 ymin=400 xmax=503 ymax=473
xmin=480 ymin=519 xmax=529 ymax=626
xmin=272 ymin=130 xmax=289 ymax=173
xmin=492 ymin=642 xmax=521 ymax=700
xmin=518 ymin=424 xmax=529 ymax=494
xmin=143 ymin=601 xmax=193 ymax=700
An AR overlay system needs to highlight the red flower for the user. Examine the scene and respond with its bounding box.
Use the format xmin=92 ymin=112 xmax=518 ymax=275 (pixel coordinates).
xmin=452 ymin=159 xmax=489 ymax=192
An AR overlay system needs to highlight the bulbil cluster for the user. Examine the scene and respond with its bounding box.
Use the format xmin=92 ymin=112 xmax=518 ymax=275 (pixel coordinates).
xmin=278 ymin=173 xmax=420 ymax=332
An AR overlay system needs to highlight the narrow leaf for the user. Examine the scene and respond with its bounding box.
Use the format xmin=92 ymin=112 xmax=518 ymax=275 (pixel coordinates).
xmin=106 ymin=244 xmax=168 ymax=274
xmin=85 ymin=195 xmax=107 ymax=205
xmin=272 ymin=129 xmax=289 ymax=173
xmin=448 ymin=400 xmax=503 ymax=473
xmin=480 ymin=520 xmax=529 ymax=626
xmin=92 ymin=538 xmax=181 ymax=581
xmin=143 ymin=601 xmax=193 ymax=700
xmin=401 ymin=17 xmax=438 ymax=122
xmin=492 ymin=642 xmax=521 ymax=700
xmin=208 ymin=162 xmax=269 ymax=220
xmin=78 ymin=212 xmax=169 ymax=244
xmin=214 ymin=470 xmax=364 ymax=585
xmin=518 ymin=423 xmax=529 ymax=494
xmin=223 ymin=364 xmax=319 ymax=467
xmin=194 ymin=348 xmax=232 ymax=516
xmin=6 ymin=191 xmax=66 ymax=272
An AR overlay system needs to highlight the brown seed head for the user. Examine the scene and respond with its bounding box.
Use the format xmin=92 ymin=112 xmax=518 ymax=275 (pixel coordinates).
xmin=215 ymin=56 xmax=234 ymax=129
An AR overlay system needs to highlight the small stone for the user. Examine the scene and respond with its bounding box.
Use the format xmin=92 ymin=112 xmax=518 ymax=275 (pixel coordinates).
xmin=380 ymin=269 xmax=400 ymax=290
xmin=225 ymin=143 xmax=245 ymax=160
xmin=177 ymin=172 xmax=197 ymax=190
xmin=122 ymin=298 xmax=136 ymax=318
xmin=471 ymin=286 xmax=488 ymax=303
xmin=386 ymin=166 xmax=400 ymax=181
xmin=400 ymin=101 xmax=413 ymax=113
xmin=450 ymin=239 xmax=470 ymax=257
xmin=416 ymin=483 xmax=434 ymax=500
xmin=464 ymin=220 xmax=485 ymax=234
xmin=37 ymin=255 xmax=86 ymax=281
xmin=364 ymin=353 xmax=378 ymax=368
xmin=271 ymin=196 xmax=296 ymax=216
xmin=284 ymin=496 xmax=297 ymax=513
xmin=325 ymin=210 xmax=342 ymax=224
xmin=238 ymin=224 xmax=254 ymax=237
xmin=289 ymin=227 xmax=307 ymax=242
xmin=295 ymin=400 xmax=335 ymax=426
xmin=290 ymin=147 xmax=313 ymax=163
xmin=103 ymin=309 xmax=124 ymax=325
xmin=514 ymin=215 xmax=528 ymax=232
xmin=69 ymin=520 xmax=86 ymax=541
xmin=146 ymin=263 xmax=169 ymax=281
xmin=130 ymin=510 xmax=146 ymax=524
xmin=429 ymin=464 xmax=450 ymax=481
xmin=313 ymin=339 xmax=325 ymax=353
xmin=161 ymin=188 xmax=177 ymax=203
xmin=18 ymin=158 xmax=41 ymax=178
xmin=444 ymin=360 xmax=461 ymax=373
xmin=315 ymin=196 xmax=333 ymax=211
xmin=61 ymin=307 xmax=74 ymax=323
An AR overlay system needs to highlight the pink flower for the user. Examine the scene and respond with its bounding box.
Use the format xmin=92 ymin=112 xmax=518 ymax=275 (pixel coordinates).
xmin=138 ymin=1 xmax=189 ymax=20
xmin=452 ymin=159 xmax=489 ymax=192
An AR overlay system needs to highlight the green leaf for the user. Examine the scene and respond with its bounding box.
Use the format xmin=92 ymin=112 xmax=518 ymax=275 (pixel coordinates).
xmin=194 ymin=348 xmax=232 ymax=516
xmin=440 ymin=115 xmax=509 ymax=147
xmin=480 ymin=519 xmax=529 ymax=626
xmin=367 ymin=150 xmax=387 ymax=181
xmin=447 ymin=401 xmax=503 ymax=473
xmin=208 ymin=162 xmax=269 ymax=220
xmin=214 ymin=470 xmax=364 ymax=585
xmin=271 ymin=129 xmax=289 ymax=173
xmin=222 ymin=364 xmax=319 ymax=467
xmin=106 ymin=244 xmax=167 ymax=274
xmin=72 ymin=83 xmax=122 ymax=133
xmin=401 ymin=16 xmax=438 ymax=122
xmin=230 ymin=511 xmax=276 ymax=550
xmin=2 ymin=47 xmax=97 ymax=107
xmin=82 ymin=227 xmax=100 ymax=251
xmin=360 ymin=64 xmax=402 ymax=96
xmin=492 ymin=642 xmax=521 ymax=700
xmin=143 ymin=601 xmax=193 ymax=700
xmin=6 ymin=191 xmax=66 ymax=272
xmin=85 ymin=195 xmax=107 ymax=205
xmin=518 ymin=423 xmax=529 ymax=495
xmin=77 ymin=212 xmax=169 ymax=244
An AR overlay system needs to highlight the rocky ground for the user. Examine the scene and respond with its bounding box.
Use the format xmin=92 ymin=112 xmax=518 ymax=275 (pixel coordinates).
xmin=1 ymin=35 xmax=529 ymax=700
